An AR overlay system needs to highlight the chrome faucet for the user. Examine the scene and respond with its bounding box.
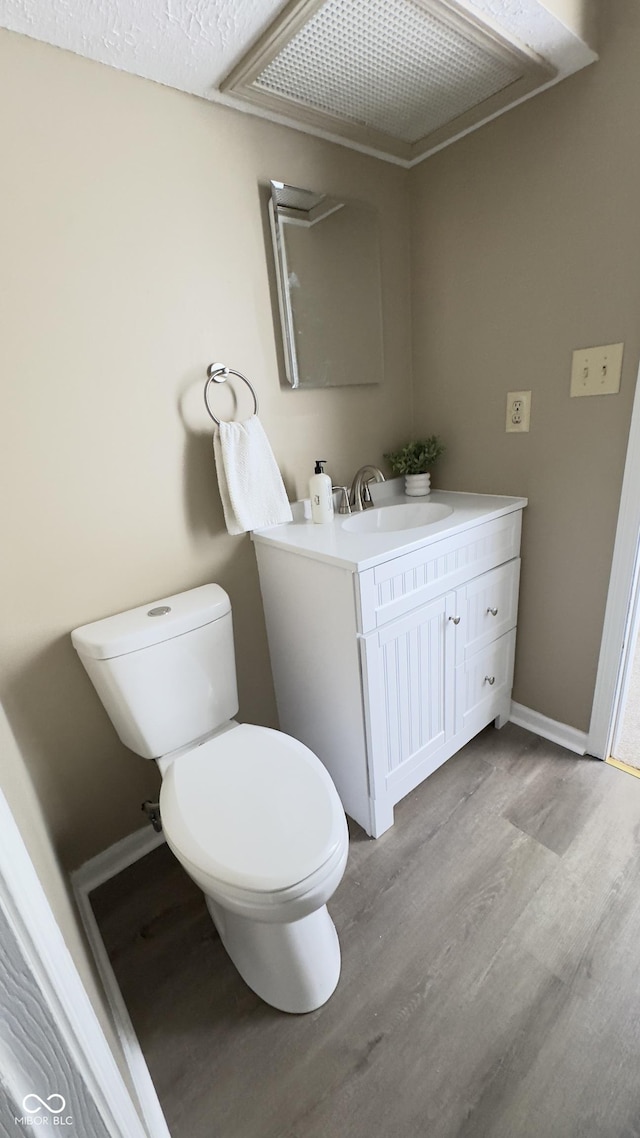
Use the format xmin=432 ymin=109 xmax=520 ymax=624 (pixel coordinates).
xmin=349 ymin=465 xmax=385 ymax=511
xmin=332 ymin=486 xmax=352 ymax=515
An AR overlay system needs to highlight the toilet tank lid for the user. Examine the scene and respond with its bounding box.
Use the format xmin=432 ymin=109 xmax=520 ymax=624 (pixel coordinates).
xmin=71 ymin=584 xmax=231 ymax=660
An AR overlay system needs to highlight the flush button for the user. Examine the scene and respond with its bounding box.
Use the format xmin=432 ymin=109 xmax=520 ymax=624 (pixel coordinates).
xmin=148 ymin=606 xmax=171 ymax=617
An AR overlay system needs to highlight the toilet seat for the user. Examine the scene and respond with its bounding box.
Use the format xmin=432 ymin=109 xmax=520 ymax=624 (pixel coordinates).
xmin=159 ymin=724 xmax=347 ymax=895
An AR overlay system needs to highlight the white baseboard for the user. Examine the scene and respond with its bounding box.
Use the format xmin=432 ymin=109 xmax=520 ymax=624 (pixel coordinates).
xmin=72 ymin=824 xmax=165 ymax=894
xmin=71 ymin=827 xmax=171 ymax=1138
xmin=509 ymin=701 xmax=589 ymax=755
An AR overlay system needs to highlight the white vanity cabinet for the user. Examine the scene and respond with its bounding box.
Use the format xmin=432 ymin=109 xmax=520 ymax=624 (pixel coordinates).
xmin=253 ymin=493 xmax=524 ymax=838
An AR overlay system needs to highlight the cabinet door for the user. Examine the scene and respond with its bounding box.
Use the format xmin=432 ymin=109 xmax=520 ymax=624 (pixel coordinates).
xmin=454 ymin=629 xmax=516 ymax=738
xmin=456 ymin=558 xmax=520 ymax=665
xmin=361 ymin=593 xmax=455 ymax=803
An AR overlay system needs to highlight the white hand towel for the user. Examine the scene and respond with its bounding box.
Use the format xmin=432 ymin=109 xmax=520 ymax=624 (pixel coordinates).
xmin=213 ymin=415 xmax=293 ymax=535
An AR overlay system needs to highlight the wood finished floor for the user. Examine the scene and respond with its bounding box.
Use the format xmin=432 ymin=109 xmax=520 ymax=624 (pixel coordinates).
xmin=91 ymin=724 xmax=640 ymax=1138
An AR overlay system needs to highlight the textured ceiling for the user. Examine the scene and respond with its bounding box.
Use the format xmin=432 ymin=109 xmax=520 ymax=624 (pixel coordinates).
xmin=0 ymin=0 xmax=290 ymax=99
xmin=0 ymin=0 xmax=596 ymax=165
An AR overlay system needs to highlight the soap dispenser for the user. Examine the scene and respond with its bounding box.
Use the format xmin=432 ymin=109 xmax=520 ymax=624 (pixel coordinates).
xmin=309 ymin=460 xmax=334 ymax=524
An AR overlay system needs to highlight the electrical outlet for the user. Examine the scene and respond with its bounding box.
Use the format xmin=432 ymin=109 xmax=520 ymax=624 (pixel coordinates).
xmin=570 ymin=342 xmax=623 ymax=397
xmin=506 ymin=390 xmax=531 ymax=433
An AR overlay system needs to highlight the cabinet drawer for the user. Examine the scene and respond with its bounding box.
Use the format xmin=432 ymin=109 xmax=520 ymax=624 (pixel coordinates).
xmin=455 ymin=629 xmax=516 ymax=738
xmin=357 ymin=511 xmax=522 ymax=633
xmin=456 ymin=558 xmax=520 ymax=664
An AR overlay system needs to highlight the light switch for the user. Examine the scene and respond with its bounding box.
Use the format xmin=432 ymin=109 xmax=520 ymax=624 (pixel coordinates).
xmin=570 ymin=343 xmax=623 ymax=397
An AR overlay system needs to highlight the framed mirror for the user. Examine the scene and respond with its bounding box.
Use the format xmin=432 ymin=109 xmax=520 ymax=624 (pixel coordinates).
xmin=268 ymin=180 xmax=384 ymax=388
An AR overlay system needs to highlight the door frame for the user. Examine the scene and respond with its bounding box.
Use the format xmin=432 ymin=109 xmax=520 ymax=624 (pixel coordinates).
xmin=588 ymin=359 xmax=640 ymax=758
xmin=610 ymin=549 xmax=640 ymax=756
xmin=0 ymin=787 xmax=157 ymax=1138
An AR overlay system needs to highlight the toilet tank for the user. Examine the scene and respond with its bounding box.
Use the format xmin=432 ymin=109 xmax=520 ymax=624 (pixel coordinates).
xmin=71 ymin=584 xmax=239 ymax=759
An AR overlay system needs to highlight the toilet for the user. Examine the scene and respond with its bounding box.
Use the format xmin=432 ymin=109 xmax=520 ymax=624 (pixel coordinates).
xmin=71 ymin=584 xmax=349 ymax=1014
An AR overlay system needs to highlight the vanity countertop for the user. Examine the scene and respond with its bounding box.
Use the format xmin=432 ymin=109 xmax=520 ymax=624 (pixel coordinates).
xmin=252 ymin=487 xmax=528 ymax=572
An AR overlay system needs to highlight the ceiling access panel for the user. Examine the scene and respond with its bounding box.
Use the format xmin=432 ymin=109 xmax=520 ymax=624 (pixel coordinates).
xmin=221 ymin=0 xmax=557 ymax=165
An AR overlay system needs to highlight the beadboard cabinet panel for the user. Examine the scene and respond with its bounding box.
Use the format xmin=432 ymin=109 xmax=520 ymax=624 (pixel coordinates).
xmin=361 ymin=594 xmax=452 ymax=805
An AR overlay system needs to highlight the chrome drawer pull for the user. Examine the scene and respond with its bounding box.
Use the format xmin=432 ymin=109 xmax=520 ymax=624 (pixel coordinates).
xmin=448 ymin=615 xmax=461 ymax=625
xmin=487 ymin=606 xmax=498 ymax=616
xmin=484 ymin=675 xmax=496 ymax=685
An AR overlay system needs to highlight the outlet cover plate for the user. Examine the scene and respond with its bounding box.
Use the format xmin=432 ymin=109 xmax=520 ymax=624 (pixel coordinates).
xmin=506 ymin=390 xmax=531 ymax=432
xmin=570 ymin=342 xmax=624 ymax=397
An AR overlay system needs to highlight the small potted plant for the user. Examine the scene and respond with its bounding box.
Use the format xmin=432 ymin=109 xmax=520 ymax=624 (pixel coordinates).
xmin=384 ymin=436 xmax=446 ymax=496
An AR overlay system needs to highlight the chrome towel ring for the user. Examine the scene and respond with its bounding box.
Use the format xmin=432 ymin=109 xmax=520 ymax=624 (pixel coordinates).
xmin=204 ymin=362 xmax=259 ymax=426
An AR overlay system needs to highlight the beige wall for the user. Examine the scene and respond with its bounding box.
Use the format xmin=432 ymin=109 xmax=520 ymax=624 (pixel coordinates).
xmin=410 ymin=1 xmax=640 ymax=732
xmin=0 ymin=28 xmax=412 ymax=868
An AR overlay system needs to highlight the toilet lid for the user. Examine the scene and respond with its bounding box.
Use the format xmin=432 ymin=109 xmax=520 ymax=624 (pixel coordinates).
xmin=159 ymin=724 xmax=346 ymax=894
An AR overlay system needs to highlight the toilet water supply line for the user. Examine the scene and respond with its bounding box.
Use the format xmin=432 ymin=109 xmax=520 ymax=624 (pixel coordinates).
xmin=142 ymin=800 xmax=162 ymax=832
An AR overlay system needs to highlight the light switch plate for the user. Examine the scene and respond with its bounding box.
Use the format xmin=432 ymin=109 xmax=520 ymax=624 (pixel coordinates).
xmin=570 ymin=343 xmax=624 ymax=397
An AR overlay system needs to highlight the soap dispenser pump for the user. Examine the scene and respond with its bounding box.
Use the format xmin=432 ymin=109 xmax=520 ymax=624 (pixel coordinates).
xmin=309 ymin=460 xmax=334 ymax=524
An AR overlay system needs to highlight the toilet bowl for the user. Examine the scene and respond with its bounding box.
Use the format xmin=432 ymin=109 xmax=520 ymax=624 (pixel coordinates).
xmin=71 ymin=584 xmax=348 ymax=1014
xmin=160 ymin=723 xmax=348 ymax=1012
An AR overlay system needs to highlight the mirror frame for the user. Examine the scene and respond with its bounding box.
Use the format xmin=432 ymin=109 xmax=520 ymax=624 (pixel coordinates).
xmin=269 ymin=182 xmax=300 ymax=387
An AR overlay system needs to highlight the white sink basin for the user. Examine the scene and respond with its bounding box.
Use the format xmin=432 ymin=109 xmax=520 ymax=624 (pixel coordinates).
xmin=341 ymin=502 xmax=453 ymax=534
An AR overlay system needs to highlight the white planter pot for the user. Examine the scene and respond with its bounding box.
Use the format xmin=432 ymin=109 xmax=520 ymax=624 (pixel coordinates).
xmin=404 ymin=473 xmax=431 ymax=496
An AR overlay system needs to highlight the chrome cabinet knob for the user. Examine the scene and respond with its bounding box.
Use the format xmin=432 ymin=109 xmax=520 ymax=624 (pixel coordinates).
xmin=487 ymin=606 xmax=498 ymax=616
xmin=484 ymin=675 xmax=496 ymax=685
xmin=448 ymin=615 xmax=461 ymax=625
